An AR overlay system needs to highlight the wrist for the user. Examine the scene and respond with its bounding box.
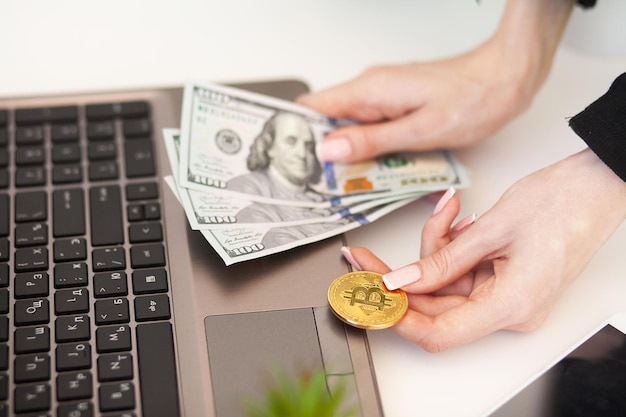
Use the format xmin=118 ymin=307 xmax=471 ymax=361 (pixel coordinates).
xmin=481 ymin=0 xmax=576 ymax=111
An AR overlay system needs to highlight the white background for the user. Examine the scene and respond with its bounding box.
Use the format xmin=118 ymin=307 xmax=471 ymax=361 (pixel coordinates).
xmin=3 ymin=1 xmax=626 ymax=416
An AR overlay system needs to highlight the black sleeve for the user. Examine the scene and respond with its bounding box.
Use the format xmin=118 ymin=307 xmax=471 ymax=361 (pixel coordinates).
xmin=577 ymin=0 xmax=596 ymax=8
xmin=569 ymin=73 xmax=626 ymax=182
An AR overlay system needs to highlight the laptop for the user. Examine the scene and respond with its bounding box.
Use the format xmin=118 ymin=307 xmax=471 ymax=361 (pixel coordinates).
xmin=0 ymin=80 xmax=384 ymax=416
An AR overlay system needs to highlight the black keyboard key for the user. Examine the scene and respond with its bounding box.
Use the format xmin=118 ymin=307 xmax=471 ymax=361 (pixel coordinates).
xmin=53 ymin=189 xmax=85 ymax=237
xmin=142 ymin=203 xmax=161 ymax=221
xmin=52 ymin=144 xmax=81 ymax=163
xmin=99 ymin=381 xmax=135 ymax=412
xmin=0 ymin=373 xmax=7 ymax=401
xmin=57 ymin=371 xmax=92 ymax=401
xmin=95 ymin=298 xmax=129 ymax=325
xmin=88 ymin=141 xmax=116 ymax=160
xmin=14 ymin=354 xmax=50 ymax=383
xmin=14 ymin=298 xmax=49 ymax=326
xmin=120 ymin=101 xmax=149 ymax=118
xmin=126 ymin=182 xmax=158 ymax=201
xmin=0 ymin=240 xmax=7 ymax=263
xmin=0 ymin=290 xmax=7 ymax=314
xmin=136 ymin=322 xmax=180 ymax=417
xmin=15 ymin=191 xmax=47 ymax=222
xmin=0 ymin=128 xmax=7 ymax=146
xmin=0 ymin=148 xmax=8 ymax=167
xmin=0 ymin=110 xmax=7 ymax=127
xmin=53 ymin=164 xmax=83 ymax=184
xmin=0 ymin=195 xmax=7 ymax=236
xmin=94 ymin=271 xmax=128 ymax=298
xmin=127 ymin=204 xmax=144 ymax=222
xmin=14 ymin=247 xmax=48 ymax=272
xmin=123 ymin=118 xmax=151 ymax=138
xmin=57 ymin=401 xmax=94 ymax=417
xmin=14 ymin=272 xmax=49 ymax=298
xmin=54 ymin=238 xmax=87 ymax=262
xmin=15 ymin=106 xmax=77 ymax=125
xmin=55 ymin=315 xmax=90 ymax=343
xmin=55 ymin=288 xmax=90 ymax=315
xmin=92 ymin=247 xmax=125 ymax=271
xmin=90 ymin=186 xmax=123 ymax=246
xmin=98 ymin=353 xmax=133 ymax=382
xmin=13 ymin=383 xmax=51 ymax=413
xmin=49 ymin=106 xmax=79 ymax=123
xmin=96 ymin=325 xmax=131 ymax=353
xmin=0 ymin=343 xmax=8 ymax=368
xmin=0 ymin=170 xmax=8 ymax=189
xmin=124 ymin=139 xmax=155 ymax=178
xmin=128 ymin=223 xmax=162 ymax=243
xmin=0 ymin=264 xmax=8 ymax=287
xmin=132 ymin=269 xmax=168 ymax=295
xmin=14 ymin=222 xmax=48 ymax=247
xmin=0 ymin=318 xmax=7 ymax=342
xmin=0 ymin=264 xmax=9 ymax=288
xmin=89 ymin=161 xmax=119 ymax=181
xmin=130 ymin=244 xmax=165 ymax=269
xmin=56 ymin=342 xmax=92 ymax=371
xmin=87 ymin=121 xmax=115 ymax=141
xmin=86 ymin=104 xmax=115 ymax=121
xmin=15 ymin=166 xmax=46 ymax=187
xmin=134 ymin=294 xmax=170 ymax=322
xmin=54 ymin=262 xmax=88 ymax=288
xmin=14 ymin=326 xmax=50 ymax=354
xmin=15 ymin=146 xmax=45 ymax=165
xmin=51 ymin=123 xmax=80 ymax=142
xmin=15 ymin=126 xmax=44 ymax=145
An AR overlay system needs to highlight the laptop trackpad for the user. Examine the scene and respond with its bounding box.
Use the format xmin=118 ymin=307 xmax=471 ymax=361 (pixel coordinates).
xmin=205 ymin=307 xmax=360 ymax=416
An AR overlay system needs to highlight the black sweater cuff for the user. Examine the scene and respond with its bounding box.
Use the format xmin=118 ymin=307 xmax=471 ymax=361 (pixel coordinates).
xmin=569 ymin=73 xmax=626 ymax=182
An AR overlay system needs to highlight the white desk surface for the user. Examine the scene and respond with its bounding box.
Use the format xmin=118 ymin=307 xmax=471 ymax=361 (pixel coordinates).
xmin=3 ymin=1 xmax=626 ymax=416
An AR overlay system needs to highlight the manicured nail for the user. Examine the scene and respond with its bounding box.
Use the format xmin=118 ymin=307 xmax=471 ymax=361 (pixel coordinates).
xmin=317 ymin=138 xmax=353 ymax=162
xmin=433 ymin=186 xmax=456 ymax=215
xmin=341 ymin=246 xmax=362 ymax=271
xmin=382 ymin=264 xmax=421 ymax=290
xmin=452 ymin=213 xmax=477 ymax=232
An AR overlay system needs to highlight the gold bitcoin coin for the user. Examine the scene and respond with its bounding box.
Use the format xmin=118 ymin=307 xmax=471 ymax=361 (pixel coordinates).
xmin=327 ymin=271 xmax=408 ymax=330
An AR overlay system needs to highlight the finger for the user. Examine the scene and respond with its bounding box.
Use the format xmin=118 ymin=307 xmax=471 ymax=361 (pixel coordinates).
xmin=316 ymin=110 xmax=445 ymax=163
xmin=405 ymin=293 xmax=468 ymax=317
xmin=296 ymin=80 xmax=390 ymax=122
xmin=449 ymin=213 xmax=477 ymax=240
xmin=392 ymin=282 xmax=511 ymax=352
xmin=420 ymin=190 xmax=461 ymax=258
xmin=340 ymin=246 xmax=391 ymax=274
xmin=383 ymin=219 xmax=499 ymax=293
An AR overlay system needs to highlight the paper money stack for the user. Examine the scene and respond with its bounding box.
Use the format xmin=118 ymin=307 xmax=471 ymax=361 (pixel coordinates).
xmin=162 ymin=81 xmax=468 ymax=265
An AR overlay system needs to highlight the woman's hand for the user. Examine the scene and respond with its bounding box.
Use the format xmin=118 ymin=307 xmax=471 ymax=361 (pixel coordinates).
xmin=343 ymin=149 xmax=626 ymax=351
xmin=298 ymin=0 xmax=575 ymax=163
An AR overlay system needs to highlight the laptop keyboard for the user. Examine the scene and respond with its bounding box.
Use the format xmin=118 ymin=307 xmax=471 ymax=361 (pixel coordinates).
xmin=0 ymin=101 xmax=180 ymax=416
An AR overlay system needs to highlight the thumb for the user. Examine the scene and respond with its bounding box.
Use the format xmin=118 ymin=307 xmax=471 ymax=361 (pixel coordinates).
xmin=318 ymin=114 xmax=438 ymax=163
xmin=382 ymin=229 xmax=490 ymax=293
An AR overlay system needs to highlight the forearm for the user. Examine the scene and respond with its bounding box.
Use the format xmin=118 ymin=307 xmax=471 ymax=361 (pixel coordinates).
xmin=481 ymin=0 xmax=577 ymax=104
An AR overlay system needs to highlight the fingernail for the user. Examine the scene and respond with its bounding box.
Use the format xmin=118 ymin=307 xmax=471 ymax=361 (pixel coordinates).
xmin=433 ymin=186 xmax=456 ymax=215
xmin=317 ymin=138 xmax=353 ymax=162
xmin=382 ymin=264 xmax=421 ymax=290
xmin=341 ymin=246 xmax=362 ymax=271
xmin=452 ymin=213 xmax=477 ymax=232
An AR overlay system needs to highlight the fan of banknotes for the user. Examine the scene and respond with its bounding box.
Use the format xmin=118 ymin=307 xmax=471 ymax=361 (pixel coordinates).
xmin=162 ymin=81 xmax=469 ymax=265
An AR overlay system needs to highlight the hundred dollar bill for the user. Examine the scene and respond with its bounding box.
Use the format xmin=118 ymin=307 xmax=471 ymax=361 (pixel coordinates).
xmin=178 ymin=80 xmax=468 ymax=208
xmin=164 ymin=128 xmax=425 ymax=229
xmin=164 ymin=176 xmax=417 ymax=265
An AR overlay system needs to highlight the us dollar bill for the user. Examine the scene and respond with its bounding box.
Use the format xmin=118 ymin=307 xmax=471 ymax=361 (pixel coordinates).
xmin=164 ymin=175 xmax=417 ymax=265
xmin=178 ymin=80 xmax=468 ymax=208
xmin=164 ymin=128 xmax=425 ymax=229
